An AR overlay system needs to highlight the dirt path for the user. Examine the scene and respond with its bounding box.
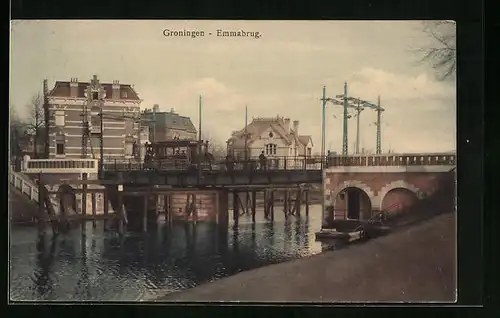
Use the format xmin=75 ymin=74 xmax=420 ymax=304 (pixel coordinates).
xmin=156 ymin=212 xmax=456 ymax=302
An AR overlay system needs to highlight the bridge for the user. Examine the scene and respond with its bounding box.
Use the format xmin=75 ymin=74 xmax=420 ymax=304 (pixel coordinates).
xmin=22 ymin=153 xmax=455 ymax=188
xmin=322 ymin=152 xmax=456 ymax=227
xmin=11 ymin=152 xmax=455 ymax=233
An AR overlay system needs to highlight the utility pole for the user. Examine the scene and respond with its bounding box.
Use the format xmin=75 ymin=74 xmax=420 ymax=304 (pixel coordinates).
xmin=244 ymin=105 xmax=248 ymax=161
xmin=321 ymin=84 xmax=348 ymax=158
xmin=321 ymin=86 xmax=326 ymax=167
xmin=342 ymin=81 xmax=349 ymax=155
xmin=198 ymin=95 xmax=202 ymax=155
xmin=152 ymin=106 xmax=157 ymax=143
xmin=375 ymin=95 xmax=384 ymax=154
xmin=354 ymin=97 xmax=364 ymax=155
xmin=82 ymin=87 xmax=90 ymax=159
xmin=99 ymin=109 xmax=104 ymax=177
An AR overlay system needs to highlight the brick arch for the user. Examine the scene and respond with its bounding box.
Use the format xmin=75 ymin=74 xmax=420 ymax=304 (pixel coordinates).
xmin=330 ymin=180 xmax=376 ymax=207
xmin=376 ymin=180 xmax=424 ymax=210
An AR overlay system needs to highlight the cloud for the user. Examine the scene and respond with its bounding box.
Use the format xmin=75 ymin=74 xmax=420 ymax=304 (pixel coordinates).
xmin=349 ymin=67 xmax=455 ymax=105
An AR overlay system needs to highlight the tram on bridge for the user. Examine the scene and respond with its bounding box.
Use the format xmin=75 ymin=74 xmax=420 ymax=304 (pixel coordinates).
xmin=144 ymin=139 xmax=216 ymax=170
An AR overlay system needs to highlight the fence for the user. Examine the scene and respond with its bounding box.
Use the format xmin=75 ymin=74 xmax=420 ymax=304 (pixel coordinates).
xmin=9 ymin=167 xmax=60 ymax=213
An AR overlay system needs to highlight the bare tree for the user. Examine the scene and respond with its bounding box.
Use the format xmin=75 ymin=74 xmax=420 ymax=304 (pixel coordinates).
xmin=9 ymin=104 xmax=28 ymax=160
xmin=202 ymin=133 xmax=227 ymax=159
xmin=24 ymin=92 xmax=46 ymax=158
xmin=419 ymin=21 xmax=456 ymax=81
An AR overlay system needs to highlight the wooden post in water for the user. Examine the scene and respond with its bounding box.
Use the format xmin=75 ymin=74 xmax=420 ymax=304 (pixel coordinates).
xmin=295 ymin=189 xmax=301 ymax=217
xmin=143 ymin=192 xmax=148 ymax=232
xmin=117 ymin=185 xmax=124 ymax=235
xmin=91 ymin=193 xmax=97 ymax=228
xmin=283 ymin=190 xmax=289 ymax=220
xmin=103 ymin=190 xmax=109 ymax=230
xmin=251 ymin=190 xmax=256 ymax=223
xmin=154 ymin=194 xmax=158 ymax=222
xmin=270 ymin=190 xmax=275 ymax=221
xmin=165 ymin=194 xmax=171 ymax=224
xmin=193 ymin=193 xmax=198 ymax=225
xmin=37 ymin=174 xmax=46 ymax=236
xmin=233 ymin=191 xmax=239 ymax=225
xmin=82 ymin=173 xmax=87 ymax=217
xmin=263 ymin=190 xmax=268 ymax=219
xmin=305 ymin=190 xmax=309 ymax=216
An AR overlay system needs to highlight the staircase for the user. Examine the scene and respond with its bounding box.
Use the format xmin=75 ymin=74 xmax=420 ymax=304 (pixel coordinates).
xmin=9 ymin=167 xmax=60 ymax=214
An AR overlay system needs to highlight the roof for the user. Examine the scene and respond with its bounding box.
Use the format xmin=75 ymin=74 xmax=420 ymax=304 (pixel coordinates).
xmin=228 ymin=116 xmax=312 ymax=148
xmin=48 ymin=81 xmax=140 ymax=100
xmin=142 ymin=111 xmax=197 ymax=133
xmin=298 ymin=135 xmax=313 ymax=147
xmin=150 ymin=140 xmax=198 ymax=147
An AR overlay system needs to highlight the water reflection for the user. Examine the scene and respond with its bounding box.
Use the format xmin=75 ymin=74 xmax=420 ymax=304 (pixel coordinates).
xmin=10 ymin=205 xmax=326 ymax=301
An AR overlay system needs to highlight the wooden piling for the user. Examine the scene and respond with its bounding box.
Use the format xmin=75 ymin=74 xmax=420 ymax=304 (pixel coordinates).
xmin=233 ymin=191 xmax=239 ymax=225
xmin=155 ymin=195 xmax=160 ymax=221
xmin=295 ymin=189 xmax=301 ymax=217
xmin=117 ymin=188 xmax=124 ymax=235
xmin=305 ymin=190 xmax=309 ymax=216
xmin=263 ymin=190 xmax=268 ymax=219
xmin=193 ymin=194 xmax=198 ymax=225
xmin=37 ymin=174 xmax=46 ymax=236
xmin=103 ymin=190 xmax=109 ymax=230
xmin=270 ymin=190 xmax=275 ymax=221
xmin=91 ymin=193 xmax=97 ymax=228
xmin=82 ymin=173 xmax=87 ymax=216
xmin=143 ymin=193 xmax=148 ymax=232
xmin=251 ymin=190 xmax=256 ymax=223
xmin=165 ymin=194 xmax=171 ymax=223
xmin=284 ymin=190 xmax=289 ymax=220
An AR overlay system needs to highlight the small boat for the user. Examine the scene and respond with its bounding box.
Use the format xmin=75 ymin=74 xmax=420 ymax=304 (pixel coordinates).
xmin=315 ymin=218 xmax=392 ymax=244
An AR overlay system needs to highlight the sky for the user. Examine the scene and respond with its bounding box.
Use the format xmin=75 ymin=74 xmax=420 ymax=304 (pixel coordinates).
xmin=10 ymin=20 xmax=456 ymax=154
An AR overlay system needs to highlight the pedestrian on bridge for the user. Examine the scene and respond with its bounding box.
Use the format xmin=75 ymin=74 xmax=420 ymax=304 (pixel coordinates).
xmin=259 ymin=151 xmax=267 ymax=171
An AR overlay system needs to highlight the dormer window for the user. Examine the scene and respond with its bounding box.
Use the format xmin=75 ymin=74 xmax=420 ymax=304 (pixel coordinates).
xmin=92 ymin=92 xmax=99 ymax=100
xmin=121 ymin=91 xmax=128 ymax=99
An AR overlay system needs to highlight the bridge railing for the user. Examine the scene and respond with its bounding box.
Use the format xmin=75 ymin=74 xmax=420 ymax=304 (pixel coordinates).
xmin=101 ymin=153 xmax=456 ymax=172
xmin=102 ymin=156 xmax=325 ymax=172
xmin=9 ymin=167 xmax=61 ymax=213
xmin=326 ymin=153 xmax=456 ymax=167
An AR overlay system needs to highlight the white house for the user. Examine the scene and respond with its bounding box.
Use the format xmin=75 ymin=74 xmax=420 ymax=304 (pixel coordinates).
xmin=226 ymin=115 xmax=314 ymax=169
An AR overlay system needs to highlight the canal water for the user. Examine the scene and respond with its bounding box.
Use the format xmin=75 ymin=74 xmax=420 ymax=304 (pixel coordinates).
xmin=9 ymin=204 xmax=331 ymax=301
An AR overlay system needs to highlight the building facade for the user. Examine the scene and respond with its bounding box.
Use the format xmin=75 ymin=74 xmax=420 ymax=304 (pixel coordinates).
xmin=226 ymin=115 xmax=314 ymax=161
xmin=141 ymin=105 xmax=197 ymax=142
xmin=45 ymin=75 xmax=142 ymax=160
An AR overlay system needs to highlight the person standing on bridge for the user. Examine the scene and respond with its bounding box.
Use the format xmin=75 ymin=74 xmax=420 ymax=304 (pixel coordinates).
xmin=259 ymin=151 xmax=267 ymax=171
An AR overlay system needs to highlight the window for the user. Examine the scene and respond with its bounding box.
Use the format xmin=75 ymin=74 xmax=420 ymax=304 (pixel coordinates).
xmin=121 ymin=91 xmax=128 ymax=99
xmin=125 ymin=141 xmax=134 ymax=156
xmin=55 ymin=111 xmax=65 ymax=126
xmin=125 ymin=120 xmax=134 ymax=135
xmin=294 ymin=147 xmax=297 ymax=156
xmin=92 ymin=92 xmax=99 ymax=100
xmin=55 ymin=134 xmax=65 ymax=155
xmin=265 ymin=143 xmax=277 ymax=155
xmin=307 ymin=147 xmax=312 ymax=156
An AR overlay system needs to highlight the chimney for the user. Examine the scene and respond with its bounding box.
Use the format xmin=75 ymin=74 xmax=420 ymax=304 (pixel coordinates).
xmin=284 ymin=118 xmax=291 ymax=134
xmin=153 ymin=104 xmax=160 ymax=113
xmin=70 ymin=78 xmax=78 ymax=97
xmin=170 ymin=108 xmax=176 ymax=114
xmin=293 ymin=120 xmax=299 ymax=135
xmin=112 ymin=80 xmax=120 ymax=99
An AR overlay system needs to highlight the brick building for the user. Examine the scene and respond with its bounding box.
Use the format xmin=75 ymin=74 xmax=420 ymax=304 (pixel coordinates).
xmin=44 ymin=75 xmax=143 ymax=159
xmin=141 ymin=105 xmax=197 ymax=142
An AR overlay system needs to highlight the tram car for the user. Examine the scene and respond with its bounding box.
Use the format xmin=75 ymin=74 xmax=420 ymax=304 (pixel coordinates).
xmin=143 ymin=139 xmax=216 ymax=171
